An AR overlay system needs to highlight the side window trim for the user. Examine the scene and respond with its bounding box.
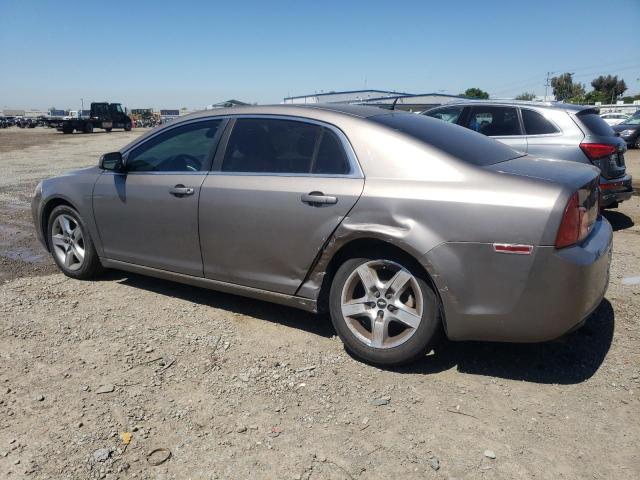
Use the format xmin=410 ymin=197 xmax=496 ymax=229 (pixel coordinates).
xmin=121 ymin=117 xmax=229 ymax=174
xmin=520 ymin=108 xmax=562 ymax=136
xmin=210 ymin=114 xmax=363 ymax=178
xmin=308 ymin=128 xmax=325 ymax=174
xmin=458 ymin=106 xmax=471 ymax=127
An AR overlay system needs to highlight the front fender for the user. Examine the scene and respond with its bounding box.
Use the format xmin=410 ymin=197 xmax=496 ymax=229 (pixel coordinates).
xmin=36 ymin=169 xmax=103 ymax=256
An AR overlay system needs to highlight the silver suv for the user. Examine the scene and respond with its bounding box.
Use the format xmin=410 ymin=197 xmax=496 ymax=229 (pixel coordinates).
xmin=422 ymin=101 xmax=633 ymax=208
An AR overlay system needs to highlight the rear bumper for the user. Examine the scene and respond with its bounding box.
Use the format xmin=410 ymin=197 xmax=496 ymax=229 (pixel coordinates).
xmin=423 ymin=217 xmax=612 ymax=342
xmin=600 ymin=174 xmax=633 ymax=207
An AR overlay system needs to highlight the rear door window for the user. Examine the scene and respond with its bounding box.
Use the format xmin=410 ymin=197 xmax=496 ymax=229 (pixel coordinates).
xmin=423 ymin=106 xmax=464 ymax=124
xmin=467 ymin=106 xmax=522 ymax=136
xmin=222 ymin=118 xmax=352 ymax=175
xmin=312 ymin=129 xmax=351 ymax=174
xmin=521 ymin=109 xmax=559 ymax=135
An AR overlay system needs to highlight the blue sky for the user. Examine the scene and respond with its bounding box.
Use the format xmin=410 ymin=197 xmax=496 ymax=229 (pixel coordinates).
xmin=1 ymin=0 xmax=639 ymax=110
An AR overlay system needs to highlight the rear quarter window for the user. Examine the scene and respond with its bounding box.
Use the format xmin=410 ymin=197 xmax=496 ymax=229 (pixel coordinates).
xmin=371 ymin=112 xmax=522 ymax=166
xmin=576 ymin=110 xmax=615 ymax=136
xmin=522 ymin=109 xmax=559 ymax=135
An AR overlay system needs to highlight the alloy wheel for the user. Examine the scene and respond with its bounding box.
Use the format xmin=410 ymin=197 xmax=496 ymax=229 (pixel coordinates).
xmin=51 ymin=214 xmax=85 ymax=271
xmin=340 ymin=260 xmax=423 ymax=349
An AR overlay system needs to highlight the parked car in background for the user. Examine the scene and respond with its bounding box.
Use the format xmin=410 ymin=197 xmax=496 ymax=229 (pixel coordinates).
xmin=33 ymin=105 xmax=611 ymax=366
xmin=15 ymin=117 xmax=37 ymax=128
xmin=600 ymin=112 xmax=630 ymax=126
xmin=612 ymin=111 xmax=640 ymax=149
xmin=422 ymin=101 xmax=633 ymax=208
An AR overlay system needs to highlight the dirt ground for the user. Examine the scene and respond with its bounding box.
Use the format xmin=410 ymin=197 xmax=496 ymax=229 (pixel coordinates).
xmin=0 ymin=127 xmax=639 ymax=480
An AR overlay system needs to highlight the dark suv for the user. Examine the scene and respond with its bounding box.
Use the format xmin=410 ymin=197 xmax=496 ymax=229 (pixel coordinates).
xmin=423 ymin=101 xmax=633 ymax=208
xmin=612 ymin=110 xmax=640 ymax=149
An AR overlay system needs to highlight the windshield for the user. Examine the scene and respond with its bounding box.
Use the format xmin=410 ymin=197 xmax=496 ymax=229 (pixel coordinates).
xmin=370 ymin=112 xmax=522 ymax=166
xmin=623 ymin=116 xmax=640 ymax=125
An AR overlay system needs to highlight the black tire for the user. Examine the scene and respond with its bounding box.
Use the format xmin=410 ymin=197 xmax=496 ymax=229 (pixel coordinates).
xmin=329 ymin=255 xmax=440 ymax=367
xmin=124 ymin=123 xmax=132 ymax=132
xmin=635 ymin=137 xmax=640 ymax=149
xmin=62 ymin=124 xmax=73 ymax=134
xmin=84 ymin=123 xmax=94 ymax=134
xmin=47 ymin=205 xmax=104 ymax=280
xmin=105 ymin=127 xmax=112 ymax=132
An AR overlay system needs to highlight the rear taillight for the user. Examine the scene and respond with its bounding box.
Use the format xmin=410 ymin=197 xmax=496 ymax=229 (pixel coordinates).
xmin=555 ymin=192 xmax=589 ymax=249
xmin=579 ymin=142 xmax=616 ymax=161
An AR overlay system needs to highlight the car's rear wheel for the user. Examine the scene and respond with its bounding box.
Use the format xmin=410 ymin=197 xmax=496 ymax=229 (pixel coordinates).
xmin=329 ymin=256 xmax=440 ymax=366
xmin=84 ymin=123 xmax=93 ymax=134
xmin=48 ymin=205 xmax=103 ymax=279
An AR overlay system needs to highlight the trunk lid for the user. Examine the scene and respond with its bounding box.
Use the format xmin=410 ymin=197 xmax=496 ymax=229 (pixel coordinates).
xmin=487 ymin=156 xmax=600 ymax=246
xmin=485 ymin=156 xmax=600 ymax=191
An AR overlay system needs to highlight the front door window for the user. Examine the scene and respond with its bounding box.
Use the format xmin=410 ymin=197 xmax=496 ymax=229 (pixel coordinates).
xmin=127 ymin=120 xmax=222 ymax=172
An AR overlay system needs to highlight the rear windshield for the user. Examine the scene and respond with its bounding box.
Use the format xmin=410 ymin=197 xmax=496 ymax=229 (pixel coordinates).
xmin=576 ymin=110 xmax=615 ymax=136
xmin=370 ymin=112 xmax=522 ymax=166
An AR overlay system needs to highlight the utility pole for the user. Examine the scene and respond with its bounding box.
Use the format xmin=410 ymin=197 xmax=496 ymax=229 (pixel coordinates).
xmin=544 ymin=72 xmax=554 ymax=101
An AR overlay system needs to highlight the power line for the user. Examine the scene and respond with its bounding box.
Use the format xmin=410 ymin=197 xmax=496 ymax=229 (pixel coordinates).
xmin=491 ymin=61 xmax=640 ymax=97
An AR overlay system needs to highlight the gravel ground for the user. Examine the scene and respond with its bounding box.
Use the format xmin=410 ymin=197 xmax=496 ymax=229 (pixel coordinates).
xmin=0 ymin=127 xmax=639 ymax=480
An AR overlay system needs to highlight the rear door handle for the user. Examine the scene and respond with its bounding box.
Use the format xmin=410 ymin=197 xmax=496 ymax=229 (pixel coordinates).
xmin=301 ymin=191 xmax=338 ymax=205
xmin=169 ymin=184 xmax=194 ymax=197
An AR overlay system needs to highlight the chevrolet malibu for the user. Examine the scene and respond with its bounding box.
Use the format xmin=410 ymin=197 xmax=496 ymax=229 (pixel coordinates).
xmin=32 ymin=105 xmax=611 ymax=366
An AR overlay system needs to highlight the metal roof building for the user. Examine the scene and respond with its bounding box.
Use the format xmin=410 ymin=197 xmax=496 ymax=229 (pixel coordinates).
xmin=283 ymin=90 xmax=413 ymax=105
xmin=357 ymin=93 xmax=464 ymax=111
xmin=282 ymin=90 xmax=464 ymax=112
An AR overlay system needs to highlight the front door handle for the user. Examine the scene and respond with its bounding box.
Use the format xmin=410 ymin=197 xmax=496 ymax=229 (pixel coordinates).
xmin=169 ymin=184 xmax=194 ymax=197
xmin=301 ymin=191 xmax=338 ymax=205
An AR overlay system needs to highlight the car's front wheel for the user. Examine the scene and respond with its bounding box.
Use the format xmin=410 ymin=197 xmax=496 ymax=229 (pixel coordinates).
xmin=48 ymin=205 xmax=103 ymax=279
xmin=329 ymin=256 xmax=440 ymax=366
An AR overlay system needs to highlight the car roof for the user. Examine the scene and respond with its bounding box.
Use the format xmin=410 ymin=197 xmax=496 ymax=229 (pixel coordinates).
xmin=119 ymin=104 xmax=403 ymax=153
xmin=175 ymin=103 xmax=390 ymax=123
xmin=431 ymin=99 xmax=591 ymax=113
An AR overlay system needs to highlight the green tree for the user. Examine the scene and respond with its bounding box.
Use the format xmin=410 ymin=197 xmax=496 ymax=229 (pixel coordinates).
xmin=621 ymin=94 xmax=640 ymax=104
xmin=584 ymin=90 xmax=609 ymax=104
xmin=550 ymin=73 xmax=585 ymax=101
xmin=591 ymin=75 xmax=627 ymax=103
xmin=461 ymin=88 xmax=489 ymax=99
xmin=515 ymin=92 xmax=536 ymax=101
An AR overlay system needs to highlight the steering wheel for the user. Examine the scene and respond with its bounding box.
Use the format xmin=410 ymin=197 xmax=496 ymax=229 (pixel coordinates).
xmin=172 ymin=154 xmax=201 ymax=172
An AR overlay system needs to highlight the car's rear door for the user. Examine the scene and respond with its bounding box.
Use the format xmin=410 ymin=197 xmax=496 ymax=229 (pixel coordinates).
xmin=520 ymin=108 xmax=565 ymax=158
xmin=93 ymin=119 xmax=225 ymax=276
xmin=199 ymin=116 xmax=364 ymax=295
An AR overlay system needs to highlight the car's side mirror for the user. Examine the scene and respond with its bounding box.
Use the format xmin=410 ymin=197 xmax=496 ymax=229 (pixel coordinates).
xmin=99 ymin=152 xmax=125 ymax=172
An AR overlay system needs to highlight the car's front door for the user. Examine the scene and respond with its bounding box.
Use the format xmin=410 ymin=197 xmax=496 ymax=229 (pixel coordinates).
xmin=93 ymin=119 xmax=225 ymax=276
xmin=466 ymin=105 xmax=528 ymax=153
xmin=199 ymin=117 xmax=364 ymax=294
